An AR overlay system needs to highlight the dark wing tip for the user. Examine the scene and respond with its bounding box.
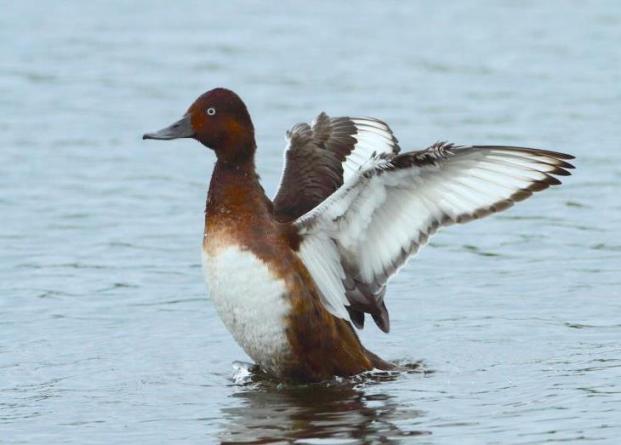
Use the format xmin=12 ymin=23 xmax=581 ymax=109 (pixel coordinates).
xmin=473 ymin=145 xmax=575 ymax=160
xmin=371 ymin=301 xmax=390 ymax=333
xmin=347 ymin=308 xmax=365 ymax=329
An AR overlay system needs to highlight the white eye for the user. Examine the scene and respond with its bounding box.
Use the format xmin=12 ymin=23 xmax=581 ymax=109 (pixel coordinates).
xmin=206 ymin=107 xmax=216 ymax=116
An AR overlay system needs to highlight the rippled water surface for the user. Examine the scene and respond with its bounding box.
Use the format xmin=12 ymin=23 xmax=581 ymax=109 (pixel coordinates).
xmin=2 ymin=1 xmax=621 ymax=443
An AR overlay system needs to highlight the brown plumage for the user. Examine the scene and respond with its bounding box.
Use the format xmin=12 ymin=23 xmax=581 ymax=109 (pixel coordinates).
xmin=202 ymin=157 xmax=389 ymax=380
xmin=143 ymin=87 xmax=574 ymax=382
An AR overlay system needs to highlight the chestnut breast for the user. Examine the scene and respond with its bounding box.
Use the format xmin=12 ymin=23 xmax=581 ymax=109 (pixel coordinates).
xmin=201 ymin=168 xmax=300 ymax=375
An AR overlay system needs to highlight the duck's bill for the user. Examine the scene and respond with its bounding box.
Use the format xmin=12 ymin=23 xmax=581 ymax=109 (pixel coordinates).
xmin=142 ymin=114 xmax=194 ymax=140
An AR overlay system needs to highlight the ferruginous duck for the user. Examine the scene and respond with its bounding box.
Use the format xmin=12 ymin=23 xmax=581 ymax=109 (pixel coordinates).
xmin=143 ymin=88 xmax=574 ymax=382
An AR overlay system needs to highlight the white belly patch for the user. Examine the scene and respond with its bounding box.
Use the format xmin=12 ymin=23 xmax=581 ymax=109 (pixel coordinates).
xmin=202 ymin=245 xmax=291 ymax=373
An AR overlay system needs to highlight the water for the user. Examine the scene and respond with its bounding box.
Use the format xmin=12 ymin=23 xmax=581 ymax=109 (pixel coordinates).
xmin=2 ymin=0 xmax=620 ymax=443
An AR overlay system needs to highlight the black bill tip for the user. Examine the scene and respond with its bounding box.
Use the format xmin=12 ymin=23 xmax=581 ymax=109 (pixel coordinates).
xmin=142 ymin=114 xmax=194 ymax=141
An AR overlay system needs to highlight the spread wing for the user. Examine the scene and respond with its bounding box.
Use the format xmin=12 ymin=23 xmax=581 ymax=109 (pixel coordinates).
xmin=272 ymin=112 xmax=400 ymax=222
xmin=293 ymin=142 xmax=574 ymax=332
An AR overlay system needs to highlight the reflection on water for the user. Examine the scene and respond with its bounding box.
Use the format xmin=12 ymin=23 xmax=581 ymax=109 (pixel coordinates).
xmin=220 ymin=365 xmax=428 ymax=444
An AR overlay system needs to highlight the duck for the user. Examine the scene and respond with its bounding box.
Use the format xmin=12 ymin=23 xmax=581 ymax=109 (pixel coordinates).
xmin=143 ymin=88 xmax=574 ymax=382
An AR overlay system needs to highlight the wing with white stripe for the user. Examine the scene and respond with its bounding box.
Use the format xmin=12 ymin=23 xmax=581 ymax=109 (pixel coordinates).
xmin=272 ymin=113 xmax=399 ymax=222
xmin=295 ymin=142 xmax=575 ymax=332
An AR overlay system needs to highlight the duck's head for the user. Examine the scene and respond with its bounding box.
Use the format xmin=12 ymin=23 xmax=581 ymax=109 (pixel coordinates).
xmin=143 ymin=88 xmax=255 ymax=163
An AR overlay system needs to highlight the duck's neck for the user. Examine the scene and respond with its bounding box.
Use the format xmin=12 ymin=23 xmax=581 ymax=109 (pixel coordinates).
xmin=206 ymin=155 xmax=271 ymax=221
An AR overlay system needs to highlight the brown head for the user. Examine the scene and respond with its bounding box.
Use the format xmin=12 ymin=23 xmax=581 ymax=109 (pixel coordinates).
xmin=143 ymin=88 xmax=256 ymax=163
